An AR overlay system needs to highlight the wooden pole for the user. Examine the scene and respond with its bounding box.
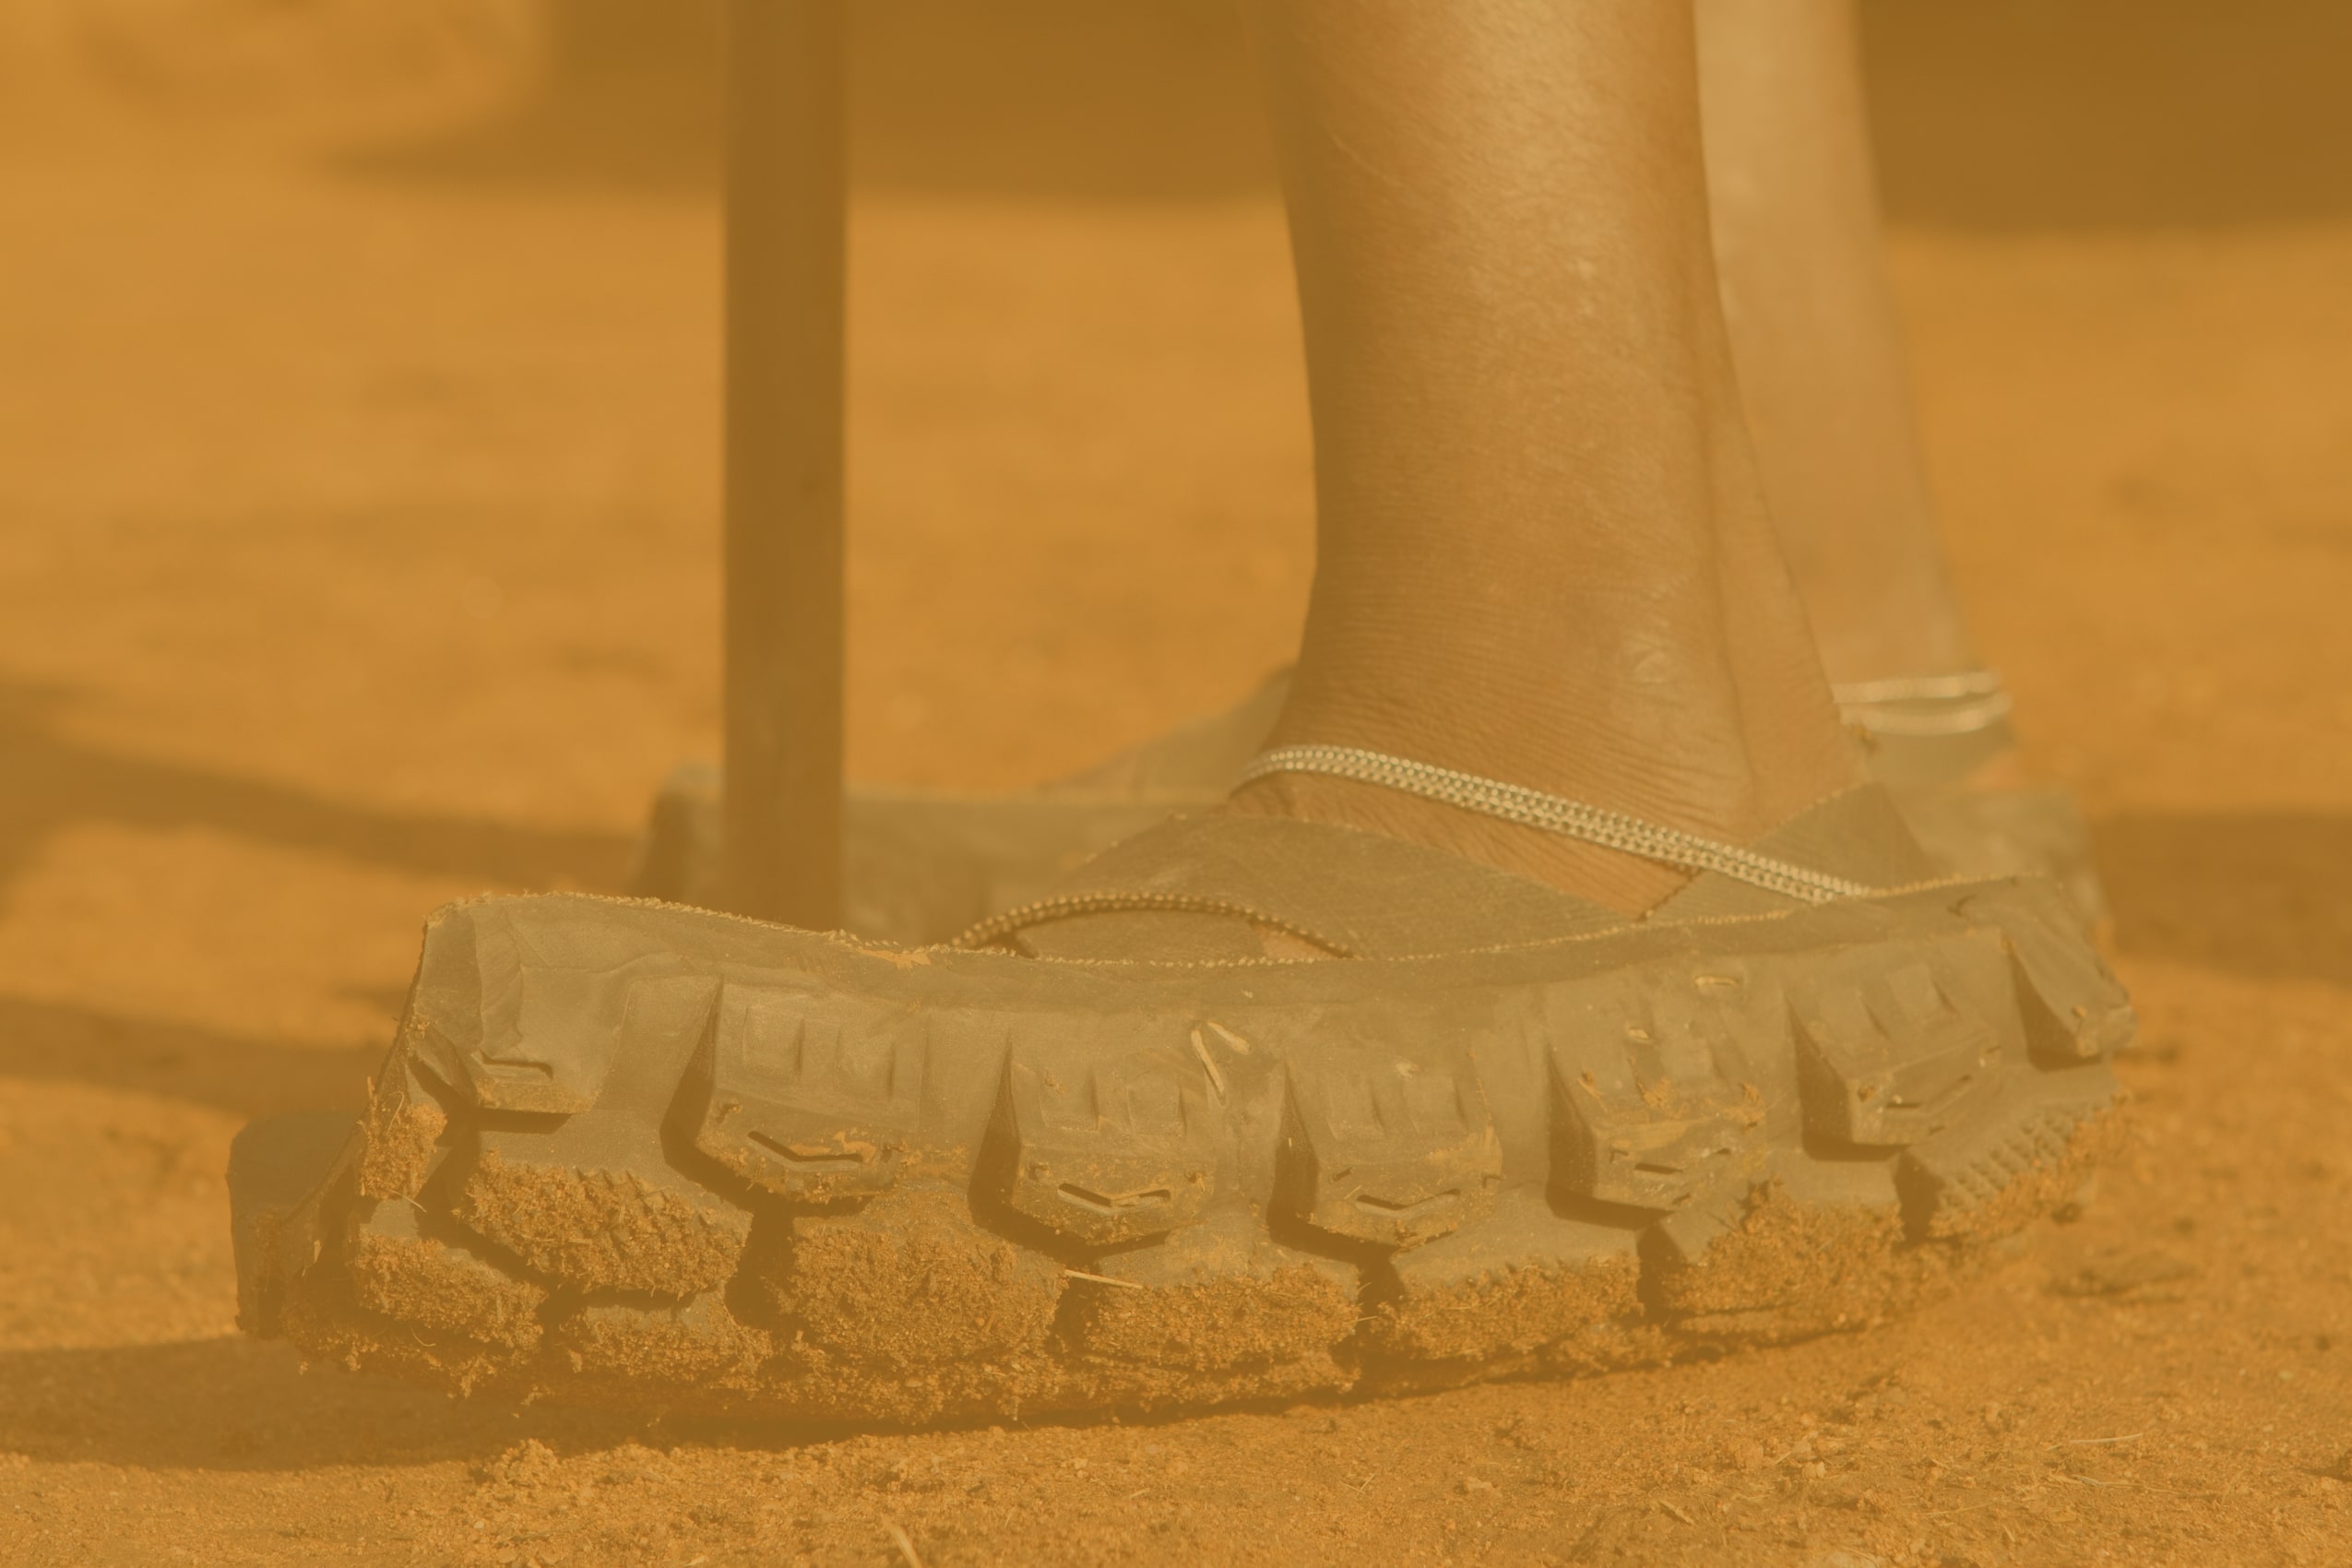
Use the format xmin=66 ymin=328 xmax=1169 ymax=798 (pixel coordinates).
xmin=722 ymin=0 xmax=846 ymax=928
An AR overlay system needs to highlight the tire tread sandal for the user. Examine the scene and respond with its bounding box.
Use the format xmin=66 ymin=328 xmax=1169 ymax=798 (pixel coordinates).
xmin=235 ymin=879 xmax=2130 ymax=1422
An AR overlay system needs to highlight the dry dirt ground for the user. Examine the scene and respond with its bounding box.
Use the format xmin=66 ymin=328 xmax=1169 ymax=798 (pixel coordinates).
xmin=4 ymin=22 xmax=2352 ymax=1567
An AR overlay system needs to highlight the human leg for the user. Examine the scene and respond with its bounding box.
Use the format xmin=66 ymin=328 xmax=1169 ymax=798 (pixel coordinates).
xmin=637 ymin=0 xmax=2061 ymax=935
xmin=1229 ymin=0 xmax=1863 ymax=915
xmin=1694 ymin=0 xmax=1977 ymax=688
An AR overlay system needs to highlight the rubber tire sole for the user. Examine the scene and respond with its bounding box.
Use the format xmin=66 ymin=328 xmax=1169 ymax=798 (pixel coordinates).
xmin=233 ymin=878 xmax=2130 ymax=1425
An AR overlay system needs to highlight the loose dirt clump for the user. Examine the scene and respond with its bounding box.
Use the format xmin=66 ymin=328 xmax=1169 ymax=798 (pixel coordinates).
xmin=344 ymin=1203 xmax=546 ymax=1348
xmin=1650 ymin=1179 xmax=1955 ymax=1343
xmin=353 ymin=1073 xmax=445 ymax=1201
xmin=1364 ymin=1252 xmax=1645 ymax=1366
xmin=1063 ymin=1262 xmax=1357 ymax=1372
xmin=752 ymin=1186 xmax=1066 ymax=1369
xmin=453 ymin=1149 xmax=750 ymax=1294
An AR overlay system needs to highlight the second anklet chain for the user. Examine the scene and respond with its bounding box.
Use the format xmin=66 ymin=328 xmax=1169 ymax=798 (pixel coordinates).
xmin=1236 ymin=744 xmax=1872 ymax=904
xmin=1831 ymin=669 xmax=2013 ymax=738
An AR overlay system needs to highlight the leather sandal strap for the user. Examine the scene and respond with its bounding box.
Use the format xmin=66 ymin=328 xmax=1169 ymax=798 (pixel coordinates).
xmin=959 ymin=771 xmax=1942 ymax=959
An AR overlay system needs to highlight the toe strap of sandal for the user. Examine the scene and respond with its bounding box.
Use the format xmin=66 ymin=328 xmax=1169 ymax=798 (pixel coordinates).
xmin=963 ymin=746 xmax=1951 ymax=958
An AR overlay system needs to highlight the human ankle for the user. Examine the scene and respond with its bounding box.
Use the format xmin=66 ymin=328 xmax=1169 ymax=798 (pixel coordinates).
xmin=1229 ymin=552 xmax=1863 ymax=915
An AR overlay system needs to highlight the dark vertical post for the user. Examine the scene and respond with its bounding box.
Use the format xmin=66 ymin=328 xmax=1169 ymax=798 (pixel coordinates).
xmin=723 ymin=0 xmax=846 ymax=928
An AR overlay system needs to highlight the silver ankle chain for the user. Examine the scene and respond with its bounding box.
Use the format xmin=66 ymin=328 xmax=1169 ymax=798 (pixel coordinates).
xmin=1236 ymin=744 xmax=1872 ymax=904
xmin=1832 ymin=670 xmax=2013 ymax=738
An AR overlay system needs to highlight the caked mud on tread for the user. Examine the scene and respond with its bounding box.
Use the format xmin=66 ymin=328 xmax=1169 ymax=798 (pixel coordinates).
xmin=232 ymin=880 xmax=2130 ymax=1424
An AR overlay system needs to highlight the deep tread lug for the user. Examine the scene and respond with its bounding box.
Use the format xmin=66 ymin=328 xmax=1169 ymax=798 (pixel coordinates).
xmin=999 ymin=1018 xmax=1218 ymax=1245
xmin=681 ymin=983 xmax=925 ymax=1202
xmin=1549 ymin=976 xmax=1770 ymax=1210
xmin=2003 ymin=906 xmax=2135 ymax=1063
xmin=1276 ymin=1043 xmax=1503 ymax=1249
xmin=1897 ymin=1064 xmax=2123 ymax=1240
xmin=1790 ymin=953 xmax=2001 ymax=1146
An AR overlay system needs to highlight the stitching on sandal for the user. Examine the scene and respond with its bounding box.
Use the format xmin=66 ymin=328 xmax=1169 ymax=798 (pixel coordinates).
xmin=954 ymin=890 xmax=1355 ymax=956
xmin=963 ymin=871 xmax=1996 ymax=970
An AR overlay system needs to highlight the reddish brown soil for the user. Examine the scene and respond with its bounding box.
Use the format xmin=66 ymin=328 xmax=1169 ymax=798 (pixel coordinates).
xmin=4 ymin=15 xmax=2351 ymax=1565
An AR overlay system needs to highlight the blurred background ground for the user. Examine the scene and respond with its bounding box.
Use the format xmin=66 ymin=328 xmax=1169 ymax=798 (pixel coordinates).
xmin=0 ymin=3 xmax=2348 ymax=1564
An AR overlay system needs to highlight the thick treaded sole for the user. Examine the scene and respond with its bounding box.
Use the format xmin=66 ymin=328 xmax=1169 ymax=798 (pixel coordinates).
xmin=233 ymin=878 xmax=2130 ymax=1425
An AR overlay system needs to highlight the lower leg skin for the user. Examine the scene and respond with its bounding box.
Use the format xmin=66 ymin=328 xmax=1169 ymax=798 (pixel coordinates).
xmin=1695 ymin=0 xmax=1976 ymax=686
xmin=1231 ymin=0 xmax=1863 ymax=915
